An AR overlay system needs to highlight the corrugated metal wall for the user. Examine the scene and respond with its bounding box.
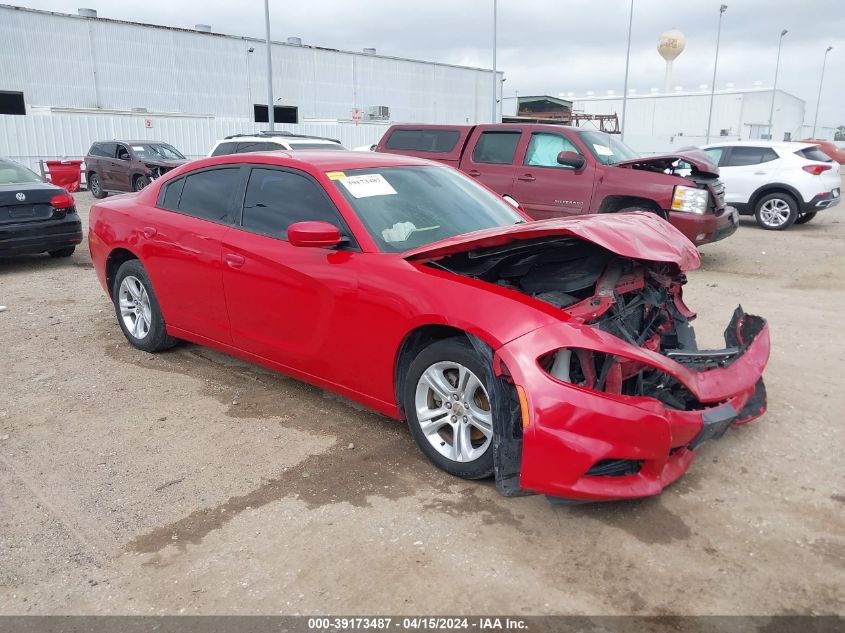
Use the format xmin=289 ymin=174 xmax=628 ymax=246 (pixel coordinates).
xmin=573 ymin=90 xmax=808 ymax=154
xmin=0 ymin=5 xmax=500 ymax=171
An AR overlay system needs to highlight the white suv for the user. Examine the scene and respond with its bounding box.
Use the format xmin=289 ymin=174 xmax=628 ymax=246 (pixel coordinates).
xmin=208 ymin=132 xmax=347 ymax=157
xmin=699 ymin=141 xmax=840 ymax=230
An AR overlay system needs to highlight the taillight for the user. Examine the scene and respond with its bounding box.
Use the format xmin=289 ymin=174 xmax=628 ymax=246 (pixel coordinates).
xmin=50 ymin=192 xmax=75 ymax=209
xmin=803 ymin=164 xmax=832 ymax=176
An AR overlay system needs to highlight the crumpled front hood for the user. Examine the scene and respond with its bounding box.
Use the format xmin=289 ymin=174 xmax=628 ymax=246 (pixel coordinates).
xmin=142 ymin=158 xmax=187 ymax=168
xmin=403 ymin=212 xmax=701 ymax=272
xmin=615 ymin=149 xmax=719 ymax=176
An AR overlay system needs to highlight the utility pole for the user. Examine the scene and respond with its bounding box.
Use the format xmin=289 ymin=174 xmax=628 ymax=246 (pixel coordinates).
xmin=767 ymin=29 xmax=788 ymax=141
xmin=492 ymin=0 xmax=498 ymax=123
xmin=264 ymin=0 xmax=275 ymax=130
xmin=705 ymin=4 xmax=727 ymax=144
xmin=812 ymin=46 xmax=833 ymax=138
xmin=620 ymin=0 xmax=634 ymax=142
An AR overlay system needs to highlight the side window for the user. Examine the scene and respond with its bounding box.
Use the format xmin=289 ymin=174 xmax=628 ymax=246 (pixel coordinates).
xmin=759 ymin=148 xmax=779 ymax=163
xmin=724 ymin=147 xmax=765 ymax=167
xmin=158 ymin=177 xmax=185 ymax=211
xmin=471 ymin=131 xmax=521 ymax=165
xmin=116 ymin=144 xmax=130 ymax=160
xmin=99 ymin=142 xmax=117 ymax=158
xmin=177 ymin=168 xmax=241 ymax=223
xmin=703 ymin=147 xmax=725 ymax=166
xmin=241 ymin=168 xmax=343 ymax=240
xmin=524 ymin=133 xmax=581 ymax=168
xmin=384 ymin=129 xmax=461 ymax=153
xmin=235 ymin=141 xmax=280 ymax=153
xmin=210 ymin=142 xmax=237 ymax=156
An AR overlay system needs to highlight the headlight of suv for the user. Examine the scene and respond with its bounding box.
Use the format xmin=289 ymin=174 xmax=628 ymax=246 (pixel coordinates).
xmin=671 ymin=186 xmax=709 ymax=214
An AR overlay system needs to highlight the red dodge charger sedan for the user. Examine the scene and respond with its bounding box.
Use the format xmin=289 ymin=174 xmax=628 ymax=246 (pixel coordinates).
xmin=89 ymin=150 xmax=770 ymax=503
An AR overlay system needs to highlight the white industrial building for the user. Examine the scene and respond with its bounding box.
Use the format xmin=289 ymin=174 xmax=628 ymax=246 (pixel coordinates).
xmin=0 ymin=4 xmax=502 ymax=171
xmin=570 ymin=87 xmax=835 ymax=155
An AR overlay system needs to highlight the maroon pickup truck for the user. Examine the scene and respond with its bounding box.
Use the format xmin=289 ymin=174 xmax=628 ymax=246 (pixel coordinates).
xmin=375 ymin=124 xmax=738 ymax=245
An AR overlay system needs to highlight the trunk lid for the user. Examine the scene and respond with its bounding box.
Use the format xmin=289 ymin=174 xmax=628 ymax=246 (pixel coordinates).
xmin=403 ymin=212 xmax=701 ymax=272
xmin=0 ymin=182 xmax=65 ymax=225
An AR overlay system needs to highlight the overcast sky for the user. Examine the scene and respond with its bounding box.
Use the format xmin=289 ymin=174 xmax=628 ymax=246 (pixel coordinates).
xmin=15 ymin=0 xmax=845 ymax=129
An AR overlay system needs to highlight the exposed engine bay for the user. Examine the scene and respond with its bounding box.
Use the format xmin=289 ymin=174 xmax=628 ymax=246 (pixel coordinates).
xmin=143 ymin=163 xmax=177 ymax=180
xmin=428 ymin=236 xmax=763 ymax=411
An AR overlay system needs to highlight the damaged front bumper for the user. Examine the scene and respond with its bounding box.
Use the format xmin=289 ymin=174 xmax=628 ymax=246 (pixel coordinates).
xmin=493 ymin=307 xmax=769 ymax=502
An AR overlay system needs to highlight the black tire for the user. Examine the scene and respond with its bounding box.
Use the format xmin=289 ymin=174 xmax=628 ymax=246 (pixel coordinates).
xmin=133 ymin=175 xmax=151 ymax=192
xmin=404 ymin=337 xmax=495 ymax=480
xmin=617 ymin=205 xmax=667 ymax=219
xmin=754 ymin=192 xmax=798 ymax=230
xmin=89 ymin=173 xmax=108 ymax=199
xmin=794 ymin=211 xmax=818 ymax=225
xmin=48 ymin=246 xmax=75 ymax=258
xmin=112 ymin=259 xmax=178 ymax=353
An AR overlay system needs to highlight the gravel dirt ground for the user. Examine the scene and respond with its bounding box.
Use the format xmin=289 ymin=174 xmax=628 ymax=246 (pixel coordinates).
xmin=0 ymin=190 xmax=843 ymax=616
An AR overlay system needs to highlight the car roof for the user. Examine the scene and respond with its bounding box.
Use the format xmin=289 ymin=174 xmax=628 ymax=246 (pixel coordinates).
xmin=702 ymin=140 xmax=817 ymax=151
xmin=201 ymin=149 xmax=438 ymax=171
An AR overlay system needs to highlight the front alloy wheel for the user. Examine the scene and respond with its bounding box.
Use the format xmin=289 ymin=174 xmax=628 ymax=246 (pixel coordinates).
xmin=415 ymin=361 xmax=493 ymax=463
xmin=405 ymin=337 xmax=495 ymax=479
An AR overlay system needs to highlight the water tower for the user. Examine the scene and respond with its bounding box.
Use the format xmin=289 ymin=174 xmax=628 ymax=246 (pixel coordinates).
xmin=658 ymin=29 xmax=686 ymax=93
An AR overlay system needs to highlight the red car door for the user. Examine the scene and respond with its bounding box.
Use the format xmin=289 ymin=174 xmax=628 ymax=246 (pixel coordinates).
xmin=141 ymin=166 xmax=243 ymax=344
xmin=458 ymin=128 xmax=524 ymax=198
xmin=512 ymin=130 xmax=596 ymax=219
xmin=221 ymin=166 xmax=360 ymax=382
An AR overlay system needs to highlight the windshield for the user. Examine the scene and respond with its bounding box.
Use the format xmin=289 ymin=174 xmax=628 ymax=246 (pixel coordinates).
xmin=131 ymin=144 xmax=185 ymax=160
xmin=0 ymin=159 xmax=42 ymax=185
xmin=329 ymin=166 xmax=525 ymax=253
xmin=288 ymin=142 xmax=347 ymax=151
xmin=577 ymin=131 xmax=639 ymax=165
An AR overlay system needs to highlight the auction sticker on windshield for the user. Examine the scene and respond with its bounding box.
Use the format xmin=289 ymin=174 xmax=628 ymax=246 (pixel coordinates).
xmin=593 ymin=144 xmax=614 ymax=156
xmin=338 ymin=173 xmax=397 ymax=198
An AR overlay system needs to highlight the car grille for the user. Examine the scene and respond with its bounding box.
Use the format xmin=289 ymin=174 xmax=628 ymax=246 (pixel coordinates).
xmin=585 ymin=459 xmax=643 ymax=477
xmin=711 ymin=180 xmax=726 ymax=208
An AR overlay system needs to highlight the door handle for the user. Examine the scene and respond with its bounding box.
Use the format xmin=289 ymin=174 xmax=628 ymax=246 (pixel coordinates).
xmin=225 ymin=253 xmax=245 ymax=269
xmin=142 ymin=226 xmax=157 ymax=238
xmin=518 ymin=174 xmax=536 ymax=182
xmin=467 ymin=170 xmax=482 ymax=177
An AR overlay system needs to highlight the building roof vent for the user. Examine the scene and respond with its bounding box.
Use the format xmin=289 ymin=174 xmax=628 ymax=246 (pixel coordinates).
xmin=195 ymin=24 xmax=211 ymax=32
xmin=287 ymin=37 xmax=302 ymax=46
xmin=363 ymin=47 xmax=377 ymax=55
xmin=78 ymin=8 xmax=97 ymax=17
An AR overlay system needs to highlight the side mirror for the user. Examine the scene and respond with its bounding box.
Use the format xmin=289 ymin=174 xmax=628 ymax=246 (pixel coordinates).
xmin=287 ymin=221 xmax=342 ymax=248
xmin=557 ymin=151 xmax=586 ymax=170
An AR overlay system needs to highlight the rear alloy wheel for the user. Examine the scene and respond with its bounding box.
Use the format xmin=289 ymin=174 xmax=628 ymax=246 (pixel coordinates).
xmin=794 ymin=211 xmax=818 ymax=225
xmin=133 ymin=175 xmax=151 ymax=192
xmin=89 ymin=173 xmax=108 ymax=199
xmin=112 ymin=260 xmax=178 ymax=353
xmin=754 ymin=193 xmax=798 ymax=230
xmin=405 ymin=338 xmax=495 ymax=479
xmin=48 ymin=246 xmax=75 ymax=258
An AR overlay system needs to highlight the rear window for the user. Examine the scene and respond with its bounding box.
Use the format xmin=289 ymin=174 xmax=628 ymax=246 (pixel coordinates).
xmin=795 ymin=147 xmax=832 ymax=162
xmin=0 ymin=159 xmax=41 ymax=184
xmin=471 ymin=131 xmax=521 ymax=165
xmin=384 ymin=129 xmax=461 ymax=153
xmin=89 ymin=143 xmax=116 ymax=158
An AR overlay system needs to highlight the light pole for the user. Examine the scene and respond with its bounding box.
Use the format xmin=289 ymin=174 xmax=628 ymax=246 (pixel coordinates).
xmin=264 ymin=0 xmax=275 ymax=131
xmin=620 ymin=0 xmax=634 ymax=142
xmin=812 ymin=46 xmax=833 ymax=138
xmin=492 ymin=0 xmax=498 ymax=123
xmin=705 ymin=4 xmax=727 ymax=144
xmin=767 ymin=29 xmax=788 ymax=141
